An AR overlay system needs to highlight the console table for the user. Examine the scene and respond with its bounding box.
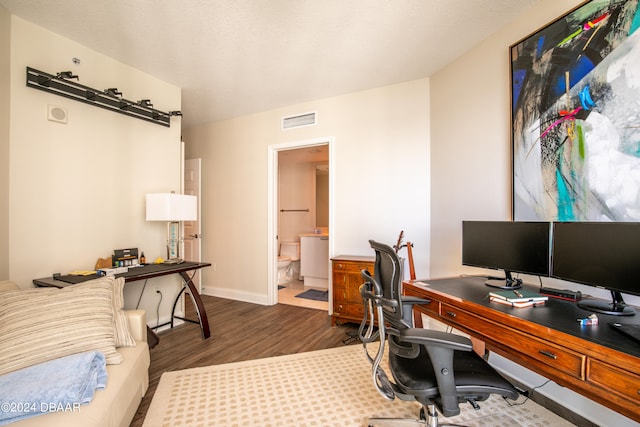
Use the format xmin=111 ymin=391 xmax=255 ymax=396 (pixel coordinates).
xmin=403 ymin=277 xmax=640 ymax=422
xmin=33 ymin=262 xmax=212 ymax=342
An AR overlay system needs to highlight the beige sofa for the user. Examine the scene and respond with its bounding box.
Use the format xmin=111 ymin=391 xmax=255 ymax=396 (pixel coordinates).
xmin=0 ymin=279 xmax=150 ymax=427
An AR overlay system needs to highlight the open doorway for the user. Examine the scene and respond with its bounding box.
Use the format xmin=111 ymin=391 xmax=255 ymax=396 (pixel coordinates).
xmin=267 ymin=137 xmax=334 ymax=310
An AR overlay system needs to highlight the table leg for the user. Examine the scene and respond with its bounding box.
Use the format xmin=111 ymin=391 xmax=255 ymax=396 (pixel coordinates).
xmin=170 ymin=286 xmax=188 ymax=329
xmin=178 ymin=270 xmax=211 ymax=339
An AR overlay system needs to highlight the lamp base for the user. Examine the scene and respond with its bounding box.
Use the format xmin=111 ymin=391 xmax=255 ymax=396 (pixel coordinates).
xmin=166 ymin=221 xmax=181 ymax=260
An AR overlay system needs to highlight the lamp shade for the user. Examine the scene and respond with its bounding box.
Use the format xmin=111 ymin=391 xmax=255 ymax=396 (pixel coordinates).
xmin=146 ymin=193 xmax=197 ymax=221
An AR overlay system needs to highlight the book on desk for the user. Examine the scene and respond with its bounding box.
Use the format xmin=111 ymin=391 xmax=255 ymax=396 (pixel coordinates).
xmin=489 ymin=296 xmax=546 ymax=308
xmin=489 ymin=289 xmax=548 ymax=307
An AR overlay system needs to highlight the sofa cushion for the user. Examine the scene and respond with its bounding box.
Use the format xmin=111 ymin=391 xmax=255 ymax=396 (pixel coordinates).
xmin=0 ymin=281 xmax=122 ymax=376
xmin=7 ymin=341 xmax=150 ymax=427
xmin=81 ymin=276 xmax=136 ymax=347
xmin=0 ymin=280 xmax=19 ymax=292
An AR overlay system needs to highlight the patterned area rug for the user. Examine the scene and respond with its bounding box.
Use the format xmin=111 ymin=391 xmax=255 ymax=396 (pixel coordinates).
xmin=143 ymin=344 xmax=575 ymax=427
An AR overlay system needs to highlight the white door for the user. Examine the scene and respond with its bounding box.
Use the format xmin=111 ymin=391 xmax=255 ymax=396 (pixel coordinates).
xmin=184 ymin=158 xmax=202 ymax=290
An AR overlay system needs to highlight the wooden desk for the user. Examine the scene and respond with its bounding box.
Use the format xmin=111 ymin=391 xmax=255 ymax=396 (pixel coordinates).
xmin=34 ymin=262 xmax=212 ymax=340
xmin=403 ymin=277 xmax=640 ymax=423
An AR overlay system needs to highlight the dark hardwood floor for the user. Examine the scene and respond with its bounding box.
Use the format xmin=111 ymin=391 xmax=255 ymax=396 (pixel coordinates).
xmin=130 ymin=295 xmax=359 ymax=427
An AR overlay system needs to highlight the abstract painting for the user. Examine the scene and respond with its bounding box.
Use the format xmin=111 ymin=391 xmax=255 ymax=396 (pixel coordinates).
xmin=511 ymin=0 xmax=640 ymax=221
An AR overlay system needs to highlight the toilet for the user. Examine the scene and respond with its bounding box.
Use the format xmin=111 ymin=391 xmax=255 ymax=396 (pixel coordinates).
xmin=277 ymin=241 xmax=300 ymax=285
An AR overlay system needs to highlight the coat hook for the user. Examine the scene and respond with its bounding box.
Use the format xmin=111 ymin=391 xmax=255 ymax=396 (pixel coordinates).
xmin=104 ymin=88 xmax=122 ymax=97
xmin=137 ymin=99 xmax=153 ymax=108
xmin=56 ymin=71 xmax=78 ymax=80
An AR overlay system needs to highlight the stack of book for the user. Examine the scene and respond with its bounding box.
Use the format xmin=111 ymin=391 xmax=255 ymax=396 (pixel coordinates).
xmin=489 ymin=289 xmax=548 ymax=308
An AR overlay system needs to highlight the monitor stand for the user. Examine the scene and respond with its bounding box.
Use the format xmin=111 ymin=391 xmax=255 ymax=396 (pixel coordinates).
xmin=577 ymin=290 xmax=635 ymax=316
xmin=484 ymin=270 xmax=523 ymax=290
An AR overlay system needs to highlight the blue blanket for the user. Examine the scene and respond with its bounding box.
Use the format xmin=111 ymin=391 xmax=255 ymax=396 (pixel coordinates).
xmin=0 ymin=351 xmax=107 ymax=425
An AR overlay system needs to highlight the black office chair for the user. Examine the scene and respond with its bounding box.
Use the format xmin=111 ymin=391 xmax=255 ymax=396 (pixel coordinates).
xmin=358 ymin=240 xmax=519 ymax=427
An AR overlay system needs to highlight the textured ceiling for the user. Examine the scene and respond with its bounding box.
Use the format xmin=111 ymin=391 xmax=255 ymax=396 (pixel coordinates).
xmin=0 ymin=0 xmax=541 ymax=128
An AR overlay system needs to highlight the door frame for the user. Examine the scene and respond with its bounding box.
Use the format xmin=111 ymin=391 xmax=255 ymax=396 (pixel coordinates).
xmin=267 ymin=136 xmax=335 ymax=308
xmin=184 ymin=157 xmax=202 ymax=290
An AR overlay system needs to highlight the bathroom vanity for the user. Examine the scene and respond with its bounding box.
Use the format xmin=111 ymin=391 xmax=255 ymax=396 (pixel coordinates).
xmin=300 ymin=233 xmax=329 ymax=288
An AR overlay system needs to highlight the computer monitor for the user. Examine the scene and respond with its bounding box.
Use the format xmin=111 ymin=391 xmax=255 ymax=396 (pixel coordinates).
xmin=462 ymin=221 xmax=551 ymax=289
xmin=551 ymin=221 xmax=638 ymax=316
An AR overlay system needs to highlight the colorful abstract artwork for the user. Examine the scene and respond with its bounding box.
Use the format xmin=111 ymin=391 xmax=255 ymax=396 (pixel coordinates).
xmin=511 ymin=0 xmax=640 ymax=221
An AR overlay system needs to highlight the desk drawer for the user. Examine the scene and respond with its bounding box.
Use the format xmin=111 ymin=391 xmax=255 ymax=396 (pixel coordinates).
xmin=588 ymin=359 xmax=640 ymax=404
xmin=417 ymin=298 xmax=439 ymax=317
xmin=440 ymin=303 xmax=585 ymax=380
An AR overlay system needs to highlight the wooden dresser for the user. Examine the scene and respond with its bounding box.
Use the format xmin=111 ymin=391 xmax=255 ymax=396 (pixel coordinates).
xmin=331 ymin=255 xmax=374 ymax=325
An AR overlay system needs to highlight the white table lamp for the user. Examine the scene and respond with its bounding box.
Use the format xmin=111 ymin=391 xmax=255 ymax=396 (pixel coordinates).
xmin=146 ymin=193 xmax=197 ymax=260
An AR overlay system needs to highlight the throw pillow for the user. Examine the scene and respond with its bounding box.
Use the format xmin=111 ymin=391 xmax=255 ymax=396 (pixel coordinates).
xmin=0 ymin=280 xmax=122 ymax=376
xmin=79 ymin=276 xmax=136 ymax=347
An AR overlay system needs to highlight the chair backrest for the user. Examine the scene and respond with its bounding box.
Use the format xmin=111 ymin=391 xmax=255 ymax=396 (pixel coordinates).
xmin=368 ymin=239 xmax=412 ymax=328
xmin=359 ymin=240 xmax=424 ymax=401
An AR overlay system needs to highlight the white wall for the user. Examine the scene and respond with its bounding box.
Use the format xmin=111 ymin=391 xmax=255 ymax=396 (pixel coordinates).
xmin=278 ymin=160 xmax=317 ymax=243
xmin=184 ymin=78 xmax=430 ymax=302
xmin=0 ymin=5 xmax=10 ymax=279
xmin=430 ymin=0 xmax=638 ymax=425
xmin=430 ymin=0 xmax=640 ymax=309
xmin=7 ymin=16 xmax=184 ymax=327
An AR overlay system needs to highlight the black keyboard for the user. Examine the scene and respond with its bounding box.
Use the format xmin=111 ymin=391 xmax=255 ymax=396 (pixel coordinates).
xmin=609 ymin=322 xmax=640 ymax=343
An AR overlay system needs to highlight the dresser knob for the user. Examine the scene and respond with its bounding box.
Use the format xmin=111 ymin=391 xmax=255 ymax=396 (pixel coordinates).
xmin=446 ymin=311 xmax=456 ymax=318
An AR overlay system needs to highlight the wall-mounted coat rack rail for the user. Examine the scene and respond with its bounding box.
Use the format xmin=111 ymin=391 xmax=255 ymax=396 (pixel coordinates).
xmin=26 ymin=67 xmax=181 ymax=127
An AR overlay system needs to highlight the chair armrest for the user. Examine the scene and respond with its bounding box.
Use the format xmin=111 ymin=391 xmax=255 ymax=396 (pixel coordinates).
xmin=399 ymin=328 xmax=472 ymax=352
xmin=401 ymin=296 xmax=430 ymax=306
xmin=125 ymin=310 xmax=147 ymax=342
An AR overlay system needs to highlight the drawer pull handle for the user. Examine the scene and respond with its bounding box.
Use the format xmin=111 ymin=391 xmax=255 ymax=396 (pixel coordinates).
xmin=446 ymin=311 xmax=457 ymax=318
xmin=539 ymin=350 xmax=557 ymax=360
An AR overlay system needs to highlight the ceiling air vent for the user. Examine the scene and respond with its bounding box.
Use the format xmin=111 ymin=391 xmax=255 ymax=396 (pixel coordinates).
xmin=282 ymin=112 xmax=317 ymax=130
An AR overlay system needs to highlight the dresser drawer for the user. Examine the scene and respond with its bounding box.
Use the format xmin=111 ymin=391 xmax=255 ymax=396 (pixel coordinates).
xmin=440 ymin=303 xmax=585 ymax=380
xmin=588 ymin=358 xmax=640 ymax=403
xmin=341 ymin=302 xmax=365 ymax=320
xmin=333 ymin=260 xmax=373 ymax=274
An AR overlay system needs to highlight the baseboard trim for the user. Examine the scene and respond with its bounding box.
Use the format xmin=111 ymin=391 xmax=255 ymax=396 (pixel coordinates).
xmin=201 ymin=286 xmax=269 ymax=305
